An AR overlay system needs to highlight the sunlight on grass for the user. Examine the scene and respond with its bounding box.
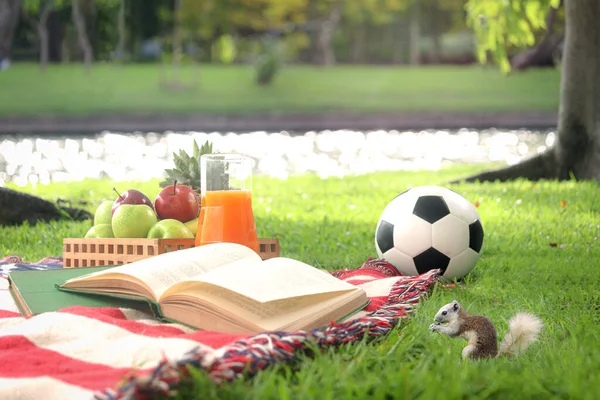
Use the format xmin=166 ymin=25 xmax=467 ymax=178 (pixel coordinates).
xmin=1 ymin=166 xmax=599 ymax=399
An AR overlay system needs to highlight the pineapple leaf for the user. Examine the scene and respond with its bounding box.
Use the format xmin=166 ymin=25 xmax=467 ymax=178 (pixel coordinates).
xmin=161 ymin=140 xmax=217 ymax=192
xmin=178 ymin=149 xmax=190 ymax=163
xmin=199 ymin=141 xmax=214 ymax=156
xmin=193 ymin=140 xmax=200 ymax=159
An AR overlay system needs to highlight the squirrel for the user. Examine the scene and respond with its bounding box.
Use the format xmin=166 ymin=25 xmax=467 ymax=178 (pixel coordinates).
xmin=428 ymin=300 xmax=543 ymax=360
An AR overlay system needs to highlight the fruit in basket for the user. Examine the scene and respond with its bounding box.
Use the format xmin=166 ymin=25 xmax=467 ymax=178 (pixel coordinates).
xmin=84 ymin=223 xmax=114 ymax=238
xmin=93 ymin=200 xmax=114 ymax=225
xmin=112 ymin=204 xmax=158 ymax=238
xmin=154 ymin=180 xmax=199 ymax=222
xmin=147 ymin=219 xmax=195 ymax=239
xmin=184 ymin=217 xmax=199 ymax=235
xmin=111 ymin=187 xmax=154 ymax=215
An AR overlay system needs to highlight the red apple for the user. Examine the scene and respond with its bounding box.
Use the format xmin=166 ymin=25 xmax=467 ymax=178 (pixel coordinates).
xmin=112 ymin=187 xmax=154 ymax=215
xmin=154 ymin=180 xmax=199 ymax=222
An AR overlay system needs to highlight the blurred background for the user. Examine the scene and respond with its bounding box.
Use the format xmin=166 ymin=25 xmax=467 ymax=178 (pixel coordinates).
xmin=0 ymin=0 xmax=564 ymax=186
xmin=2 ymin=0 xmax=564 ymax=74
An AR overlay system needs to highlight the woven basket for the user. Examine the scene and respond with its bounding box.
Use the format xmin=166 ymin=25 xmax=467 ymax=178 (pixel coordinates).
xmin=63 ymin=238 xmax=280 ymax=268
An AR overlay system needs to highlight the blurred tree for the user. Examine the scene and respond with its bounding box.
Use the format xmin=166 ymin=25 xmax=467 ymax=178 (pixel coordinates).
xmin=158 ymin=0 xmax=202 ymax=90
xmin=115 ymin=0 xmax=126 ymax=62
xmin=429 ymin=0 xmax=467 ymax=63
xmin=71 ymin=0 xmax=94 ymax=74
xmin=510 ymin=1 xmax=564 ymax=70
xmin=71 ymin=0 xmax=93 ymax=73
xmin=0 ymin=0 xmax=22 ymax=63
xmin=459 ymin=0 xmax=600 ymax=182
xmin=22 ymin=0 xmax=68 ymax=71
xmin=408 ymin=0 xmax=420 ymax=65
xmin=466 ymin=0 xmax=560 ymax=73
xmin=308 ymin=0 xmax=343 ymax=66
xmin=255 ymin=35 xmax=281 ymax=85
xmin=342 ymin=0 xmax=405 ymax=64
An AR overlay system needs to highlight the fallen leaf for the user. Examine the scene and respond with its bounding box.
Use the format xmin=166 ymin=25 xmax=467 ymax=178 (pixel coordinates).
xmin=549 ymin=243 xmax=558 ymax=247
xmin=560 ymin=200 xmax=567 ymax=208
xmin=473 ymin=200 xmax=480 ymax=208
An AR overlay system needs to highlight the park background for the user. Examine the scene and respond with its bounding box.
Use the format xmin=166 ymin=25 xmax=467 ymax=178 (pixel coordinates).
xmin=0 ymin=0 xmax=562 ymax=130
xmin=0 ymin=0 xmax=565 ymax=186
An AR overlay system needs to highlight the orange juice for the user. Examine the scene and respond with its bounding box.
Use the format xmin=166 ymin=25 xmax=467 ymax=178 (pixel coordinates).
xmin=195 ymin=190 xmax=259 ymax=253
xmin=194 ymin=196 xmax=207 ymax=247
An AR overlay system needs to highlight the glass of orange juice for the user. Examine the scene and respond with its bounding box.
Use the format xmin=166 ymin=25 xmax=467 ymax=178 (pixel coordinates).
xmin=195 ymin=154 xmax=259 ymax=253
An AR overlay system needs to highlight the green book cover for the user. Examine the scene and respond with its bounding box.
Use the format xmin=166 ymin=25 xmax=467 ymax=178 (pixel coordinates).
xmin=7 ymin=266 xmax=156 ymax=316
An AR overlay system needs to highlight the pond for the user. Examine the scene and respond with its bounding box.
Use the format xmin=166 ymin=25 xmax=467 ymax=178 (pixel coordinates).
xmin=0 ymin=128 xmax=555 ymax=187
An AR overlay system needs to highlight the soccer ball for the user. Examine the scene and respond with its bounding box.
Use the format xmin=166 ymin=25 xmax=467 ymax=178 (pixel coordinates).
xmin=374 ymin=185 xmax=484 ymax=280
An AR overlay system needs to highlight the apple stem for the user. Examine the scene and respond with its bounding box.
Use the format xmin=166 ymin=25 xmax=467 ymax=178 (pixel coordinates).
xmin=113 ymin=187 xmax=124 ymax=200
xmin=173 ymin=180 xmax=177 ymax=195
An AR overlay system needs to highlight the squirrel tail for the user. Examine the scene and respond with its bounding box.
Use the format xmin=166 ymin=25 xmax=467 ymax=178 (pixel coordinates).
xmin=498 ymin=312 xmax=543 ymax=357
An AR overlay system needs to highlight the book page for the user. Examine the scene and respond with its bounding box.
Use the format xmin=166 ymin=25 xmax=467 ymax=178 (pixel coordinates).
xmin=161 ymin=256 xmax=359 ymax=303
xmin=160 ymin=286 xmax=366 ymax=333
xmin=62 ymin=242 xmax=261 ymax=299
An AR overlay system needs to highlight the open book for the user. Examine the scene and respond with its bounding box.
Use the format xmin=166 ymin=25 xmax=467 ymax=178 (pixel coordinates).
xmin=58 ymin=242 xmax=369 ymax=334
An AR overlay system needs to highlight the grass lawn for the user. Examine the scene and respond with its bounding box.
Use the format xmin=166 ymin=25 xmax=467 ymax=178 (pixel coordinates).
xmin=1 ymin=165 xmax=598 ymax=399
xmin=0 ymin=63 xmax=560 ymax=117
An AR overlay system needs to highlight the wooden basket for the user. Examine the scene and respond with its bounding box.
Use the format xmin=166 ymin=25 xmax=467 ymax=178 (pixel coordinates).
xmin=63 ymin=238 xmax=280 ymax=268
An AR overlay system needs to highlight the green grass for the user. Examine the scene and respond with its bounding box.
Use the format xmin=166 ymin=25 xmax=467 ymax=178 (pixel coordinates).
xmin=2 ymin=166 xmax=599 ymax=399
xmin=0 ymin=63 xmax=561 ymax=117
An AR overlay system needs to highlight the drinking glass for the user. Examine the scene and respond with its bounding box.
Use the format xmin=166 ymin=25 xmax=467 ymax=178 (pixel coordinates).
xmin=194 ymin=154 xmax=259 ymax=253
xmin=198 ymin=206 xmax=224 ymax=245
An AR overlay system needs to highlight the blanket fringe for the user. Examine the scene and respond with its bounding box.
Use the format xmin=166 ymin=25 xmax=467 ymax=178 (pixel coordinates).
xmin=94 ymin=268 xmax=441 ymax=400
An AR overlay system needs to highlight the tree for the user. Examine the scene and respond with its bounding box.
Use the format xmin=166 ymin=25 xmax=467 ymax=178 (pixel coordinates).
xmin=22 ymin=0 xmax=64 ymax=72
xmin=0 ymin=0 xmax=22 ymax=63
xmin=158 ymin=0 xmax=199 ymax=90
xmin=115 ymin=0 xmax=126 ymax=63
xmin=457 ymin=0 xmax=600 ymax=183
xmin=510 ymin=2 xmax=565 ymax=70
xmin=342 ymin=0 xmax=405 ymax=64
xmin=308 ymin=0 xmax=343 ymax=66
xmin=407 ymin=0 xmax=420 ymax=65
xmin=71 ymin=0 xmax=93 ymax=73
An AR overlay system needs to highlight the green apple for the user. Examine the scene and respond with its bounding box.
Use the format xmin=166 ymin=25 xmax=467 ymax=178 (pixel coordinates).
xmin=112 ymin=204 xmax=158 ymax=238
xmin=147 ymin=219 xmax=195 ymax=239
xmin=93 ymin=200 xmax=114 ymax=226
xmin=84 ymin=223 xmax=114 ymax=238
xmin=184 ymin=217 xmax=199 ymax=235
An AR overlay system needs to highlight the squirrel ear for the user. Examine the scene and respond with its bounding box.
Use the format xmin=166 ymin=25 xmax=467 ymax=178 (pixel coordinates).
xmin=452 ymin=301 xmax=460 ymax=311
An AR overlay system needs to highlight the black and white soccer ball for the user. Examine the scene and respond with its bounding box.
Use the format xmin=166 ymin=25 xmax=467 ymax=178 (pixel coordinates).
xmin=374 ymin=185 xmax=484 ymax=280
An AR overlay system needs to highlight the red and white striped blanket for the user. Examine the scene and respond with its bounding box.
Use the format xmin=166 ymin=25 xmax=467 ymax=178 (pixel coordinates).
xmin=0 ymin=256 xmax=440 ymax=400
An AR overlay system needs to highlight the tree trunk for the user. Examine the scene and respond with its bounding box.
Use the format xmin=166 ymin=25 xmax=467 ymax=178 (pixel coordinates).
xmin=21 ymin=0 xmax=53 ymax=72
xmin=350 ymin=22 xmax=366 ymax=64
xmin=312 ymin=0 xmax=343 ymax=67
xmin=48 ymin=10 xmax=63 ymax=62
xmin=392 ymin=17 xmax=405 ymax=64
xmin=172 ymin=0 xmax=182 ymax=85
xmin=408 ymin=0 xmax=421 ymax=65
xmin=0 ymin=0 xmax=22 ymax=62
xmin=116 ymin=0 xmax=126 ymax=63
xmin=429 ymin=2 xmax=441 ymax=64
xmin=71 ymin=0 xmax=93 ymax=73
xmin=456 ymin=0 xmax=600 ymax=183
xmin=38 ymin=1 xmax=53 ymax=72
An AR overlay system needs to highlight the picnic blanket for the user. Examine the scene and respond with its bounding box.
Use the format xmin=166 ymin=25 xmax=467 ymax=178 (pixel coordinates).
xmin=0 ymin=255 xmax=441 ymax=400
